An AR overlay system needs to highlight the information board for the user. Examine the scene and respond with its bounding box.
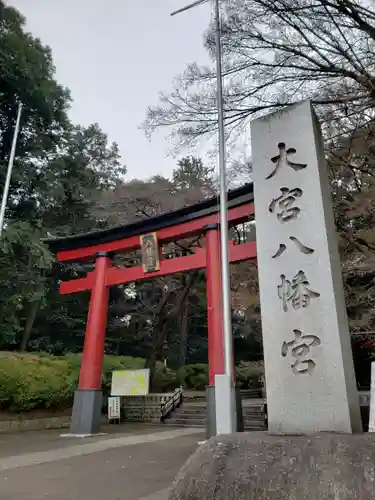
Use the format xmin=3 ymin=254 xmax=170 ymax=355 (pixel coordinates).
xmin=111 ymin=369 xmax=150 ymax=396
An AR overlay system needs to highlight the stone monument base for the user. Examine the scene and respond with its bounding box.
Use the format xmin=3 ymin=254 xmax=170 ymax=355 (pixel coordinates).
xmin=169 ymin=432 xmax=375 ymax=499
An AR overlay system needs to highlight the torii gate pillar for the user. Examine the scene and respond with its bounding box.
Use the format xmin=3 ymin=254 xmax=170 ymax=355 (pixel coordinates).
xmin=70 ymin=252 xmax=111 ymax=435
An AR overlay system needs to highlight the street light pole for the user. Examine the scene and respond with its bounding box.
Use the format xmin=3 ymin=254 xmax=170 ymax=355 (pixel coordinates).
xmin=0 ymin=102 xmax=23 ymax=237
xmin=171 ymin=0 xmax=236 ymax=434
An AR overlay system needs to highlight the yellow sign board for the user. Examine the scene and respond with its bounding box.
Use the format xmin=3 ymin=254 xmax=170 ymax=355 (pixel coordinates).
xmin=110 ymin=369 xmax=150 ymax=396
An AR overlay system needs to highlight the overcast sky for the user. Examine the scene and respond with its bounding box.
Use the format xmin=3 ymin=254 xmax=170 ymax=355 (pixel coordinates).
xmin=8 ymin=0 xmax=212 ymax=180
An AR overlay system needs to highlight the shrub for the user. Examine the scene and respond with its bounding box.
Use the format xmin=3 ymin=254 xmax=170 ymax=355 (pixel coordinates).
xmin=176 ymin=362 xmax=265 ymax=390
xmin=102 ymin=355 xmax=146 ymax=394
xmin=0 ymin=355 xmax=73 ymax=411
xmin=0 ymin=358 xmax=18 ymax=408
xmin=150 ymin=362 xmax=179 ymax=393
xmin=0 ymin=352 xmax=146 ymax=412
xmin=235 ymin=361 xmax=264 ymax=389
xmin=177 ymin=364 xmax=208 ymax=390
xmin=57 ymin=353 xmax=81 ymax=393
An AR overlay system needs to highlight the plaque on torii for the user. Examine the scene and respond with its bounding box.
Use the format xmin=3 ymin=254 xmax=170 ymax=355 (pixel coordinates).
xmin=140 ymin=232 xmax=160 ymax=273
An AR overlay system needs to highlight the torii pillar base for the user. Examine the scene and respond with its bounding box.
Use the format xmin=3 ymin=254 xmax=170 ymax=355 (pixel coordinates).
xmin=70 ymin=389 xmax=103 ymax=436
xmin=206 ymin=386 xmax=244 ymax=439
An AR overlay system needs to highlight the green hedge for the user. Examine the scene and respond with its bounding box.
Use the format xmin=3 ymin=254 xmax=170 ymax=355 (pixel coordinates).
xmin=0 ymin=353 xmax=145 ymax=412
xmin=176 ymin=361 xmax=264 ymax=391
xmin=177 ymin=363 xmax=208 ymax=390
xmin=151 ymin=363 xmax=179 ymax=393
xmin=0 ymin=356 xmax=73 ymax=411
xmin=0 ymin=353 xmax=264 ymax=412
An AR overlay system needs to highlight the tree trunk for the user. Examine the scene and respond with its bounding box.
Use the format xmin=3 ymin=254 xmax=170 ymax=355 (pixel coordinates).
xmin=20 ymin=300 xmax=40 ymax=351
xmin=179 ymin=298 xmax=189 ymax=366
xmin=147 ymin=272 xmax=198 ymax=370
xmin=147 ymin=319 xmax=169 ymax=369
xmin=0 ymin=102 xmax=17 ymax=162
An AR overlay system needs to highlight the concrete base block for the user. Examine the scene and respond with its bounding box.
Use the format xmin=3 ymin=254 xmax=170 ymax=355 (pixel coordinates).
xmin=70 ymin=389 xmax=102 ymax=435
xmin=215 ymin=374 xmax=237 ymax=434
xmin=169 ymin=432 xmax=375 ymax=500
xmin=235 ymin=389 xmax=244 ymax=433
xmin=206 ymin=386 xmax=216 ymax=439
xmin=206 ymin=386 xmax=244 ymax=439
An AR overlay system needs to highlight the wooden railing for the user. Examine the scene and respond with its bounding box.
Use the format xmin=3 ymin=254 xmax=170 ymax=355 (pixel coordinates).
xmin=160 ymin=387 xmax=183 ymax=423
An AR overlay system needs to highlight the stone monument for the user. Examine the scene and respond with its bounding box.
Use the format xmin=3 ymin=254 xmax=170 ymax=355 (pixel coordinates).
xmin=250 ymin=101 xmax=362 ymax=434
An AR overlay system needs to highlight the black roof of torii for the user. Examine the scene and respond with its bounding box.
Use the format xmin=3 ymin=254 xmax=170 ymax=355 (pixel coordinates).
xmin=44 ymin=183 xmax=254 ymax=254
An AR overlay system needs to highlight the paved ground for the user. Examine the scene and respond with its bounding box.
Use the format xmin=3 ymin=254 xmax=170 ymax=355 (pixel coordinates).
xmin=0 ymin=424 xmax=180 ymax=457
xmin=0 ymin=425 xmax=204 ymax=500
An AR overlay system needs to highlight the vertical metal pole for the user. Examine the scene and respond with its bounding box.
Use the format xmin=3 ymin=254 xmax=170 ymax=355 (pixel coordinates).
xmin=369 ymin=361 xmax=375 ymax=432
xmin=214 ymin=0 xmax=235 ymax=433
xmin=0 ymin=102 xmax=23 ymax=237
xmin=170 ymin=0 xmax=235 ymax=434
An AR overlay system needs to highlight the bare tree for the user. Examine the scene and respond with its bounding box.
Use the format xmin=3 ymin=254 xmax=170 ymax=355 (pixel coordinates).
xmin=144 ymin=0 xmax=375 ymax=151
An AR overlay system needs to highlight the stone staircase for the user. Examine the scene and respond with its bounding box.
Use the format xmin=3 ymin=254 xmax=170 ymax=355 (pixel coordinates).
xmin=166 ymin=400 xmax=206 ymax=428
xmin=164 ymin=394 xmax=266 ymax=431
xmin=242 ymin=401 xmax=267 ymax=431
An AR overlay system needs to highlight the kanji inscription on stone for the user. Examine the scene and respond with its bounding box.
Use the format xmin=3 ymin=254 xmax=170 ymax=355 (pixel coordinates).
xmin=266 ymin=142 xmax=307 ymax=180
xmin=269 ymin=187 xmax=303 ymax=223
xmin=278 ymin=270 xmax=320 ymax=312
xmin=281 ymin=329 xmax=321 ymax=375
xmin=272 ymin=236 xmax=315 ymax=258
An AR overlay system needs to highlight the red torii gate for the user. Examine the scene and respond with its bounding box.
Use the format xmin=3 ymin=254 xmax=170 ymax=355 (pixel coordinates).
xmin=46 ymin=183 xmax=257 ymax=436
